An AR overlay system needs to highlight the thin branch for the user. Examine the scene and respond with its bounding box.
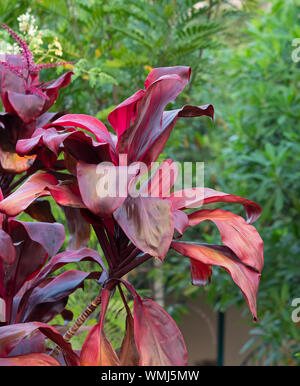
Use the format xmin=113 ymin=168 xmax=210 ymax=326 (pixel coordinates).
xmin=50 ymin=289 xmax=103 ymax=359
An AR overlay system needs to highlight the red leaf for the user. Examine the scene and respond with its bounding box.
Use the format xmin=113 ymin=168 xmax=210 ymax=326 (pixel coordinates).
xmin=144 ymin=66 xmax=191 ymax=89
xmin=0 ymin=173 xmax=85 ymax=217
xmin=80 ymin=289 xmax=120 ymax=366
xmin=190 ymin=259 xmax=212 ymax=286
xmin=48 ymin=114 xmax=115 ymax=148
xmin=42 ymin=71 xmax=73 ymax=113
xmin=133 ymin=297 xmax=187 ymax=366
xmin=169 ymin=187 xmax=261 ymax=224
xmin=171 ymin=241 xmax=261 ymax=320
xmin=140 ymin=104 xmax=214 ymax=167
xmin=116 ymin=75 xmax=187 ymax=163
xmin=109 ymin=67 xmax=193 ymax=165
xmin=108 ymin=89 xmax=145 ymax=137
xmin=77 ymin=161 xmax=129 ymax=217
xmin=47 ymin=182 xmax=85 ymax=208
xmin=80 ymin=323 xmax=120 ymax=366
xmin=0 ymin=353 xmax=61 ymax=366
xmin=188 ymin=209 xmax=264 ymax=272
xmin=0 ymin=173 xmax=57 ymax=217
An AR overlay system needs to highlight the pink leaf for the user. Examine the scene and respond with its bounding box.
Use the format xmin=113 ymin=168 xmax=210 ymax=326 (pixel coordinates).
xmin=169 ymin=187 xmax=261 ymax=224
xmin=77 ymin=161 xmax=131 ymax=217
xmin=171 ymin=241 xmax=261 ymax=320
xmin=188 ymin=209 xmax=264 ymax=272
xmin=0 ymin=173 xmax=58 ymax=217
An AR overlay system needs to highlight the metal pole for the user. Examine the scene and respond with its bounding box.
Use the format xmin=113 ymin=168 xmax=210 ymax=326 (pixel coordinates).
xmin=217 ymin=311 xmax=225 ymax=366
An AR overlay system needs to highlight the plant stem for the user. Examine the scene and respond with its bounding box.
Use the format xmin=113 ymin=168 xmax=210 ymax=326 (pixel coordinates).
xmin=50 ymin=290 xmax=103 ymax=359
xmin=114 ymin=253 xmax=151 ymax=279
xmin=93 ymin=224 xmax=115 ymax=270
xmin=50 ymin=253 xmax=151 ymax=360
xmin=117 ymin=248 xmax=141 ymax=271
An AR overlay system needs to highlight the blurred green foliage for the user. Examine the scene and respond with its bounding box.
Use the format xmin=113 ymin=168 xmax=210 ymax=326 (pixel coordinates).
xmin=170 ymin=0 xmax=300 ymax=365
xmin=1 ymin=0 xmax=300 ymax=365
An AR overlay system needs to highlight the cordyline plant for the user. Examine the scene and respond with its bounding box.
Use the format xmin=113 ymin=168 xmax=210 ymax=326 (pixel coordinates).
xmin=0 ymin=26 xmax=263 ymax=366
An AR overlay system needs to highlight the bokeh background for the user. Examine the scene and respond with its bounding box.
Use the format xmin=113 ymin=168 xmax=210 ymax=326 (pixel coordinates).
xmin=1 ymin=0 xmax=299 ymax=365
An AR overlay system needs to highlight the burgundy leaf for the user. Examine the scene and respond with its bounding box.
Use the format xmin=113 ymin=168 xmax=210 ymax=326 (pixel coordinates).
xmin=20 ymin=270 xmax=92 ymax=322
xmin=8 ymin=219 xmax=65 ymax=258
xmin=34 ymin=247 xmax=107 ymax=284
xmin=0 ymin=353 xmax=61 ymax=366
xmin=22 ymin=297 xmax=68 ymax=324
xmin=0 ymin=55 xmax=26 ymax=95
xmin=8 ymin=330 xmax=45 ymax=356
xmin=7 ymin=90 xmax=44 ymax=123
xmin=0 ymin=226 xmax=47 ymax=303
xmin=63 ymin=131 xmax=114 ymax=164
xmin=0 ymin=219 xmax=64 ymax=322
xmin=63 ymin=207 xmax=90 ymax=250
xmin=119 ymin=312 xmax=139 ymax=366
xmin=42 ymin=71 xmax=73 ymax=113
xmin=0 ymin=321 xmax=79 ymax=365
xmin=114 ymin=196 xmax=174 ymax=259
xmin=24 ymin=200 xmax=56 ymax=223
xmin=0 ymin=229 xmax=15 ymax=264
